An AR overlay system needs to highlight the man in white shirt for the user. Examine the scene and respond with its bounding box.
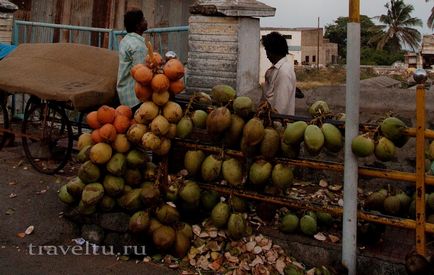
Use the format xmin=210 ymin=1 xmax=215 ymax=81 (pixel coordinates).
xmin=262 ymin=32 xmax=297 ymax=116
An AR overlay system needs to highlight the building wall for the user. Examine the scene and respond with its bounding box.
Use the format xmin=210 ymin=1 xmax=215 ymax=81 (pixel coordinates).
xmin=9 ymin=0 xmax=193 ymax=61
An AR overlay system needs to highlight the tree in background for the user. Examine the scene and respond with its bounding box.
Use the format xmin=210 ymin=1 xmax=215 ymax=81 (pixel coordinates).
xmin=369 ymin=0 xmax=422 ymax=51
xmin=324 ymin=15 xmax=380 ymax=60
xmin=325 ymin=15 xmax=402 ymax=65
xmin=427 ymin=0 xmax=434 ymax=29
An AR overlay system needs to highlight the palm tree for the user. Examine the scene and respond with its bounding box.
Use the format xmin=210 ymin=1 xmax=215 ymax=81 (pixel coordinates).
xmin=427 ymin=0 xmax=434 ymax=29
xmin=369 ymin=0 xmax=422 ymax=51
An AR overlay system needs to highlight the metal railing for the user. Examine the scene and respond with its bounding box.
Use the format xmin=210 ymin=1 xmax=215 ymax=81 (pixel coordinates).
xmin=12 ymin=20 xmax=189 ymax=54
xmin=9 ymin=20 xmax=189 ymax=118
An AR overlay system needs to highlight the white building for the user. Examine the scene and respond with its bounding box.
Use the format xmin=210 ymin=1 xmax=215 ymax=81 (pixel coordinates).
xmin=259 ymin=27 xmax=338 ymax=83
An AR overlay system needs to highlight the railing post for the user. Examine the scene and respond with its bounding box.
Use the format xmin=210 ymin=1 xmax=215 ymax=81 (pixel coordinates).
xmin=342 ymin=0 xmax=360 ymax=274
xmin=414 ymin=68 xmax=428 ymax=256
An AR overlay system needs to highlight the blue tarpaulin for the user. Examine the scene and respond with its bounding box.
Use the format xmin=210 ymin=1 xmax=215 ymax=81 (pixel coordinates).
xmin=0 ymin=44 xmax=16 ymax=59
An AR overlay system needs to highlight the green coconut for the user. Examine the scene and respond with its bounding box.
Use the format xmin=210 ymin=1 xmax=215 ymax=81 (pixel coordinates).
xmin=300 ymin=215 xmax=318 ymax=236
xmin=206 ymin=107 xmax=232 ymax=135
xmin=249 ymin=160 xmax=272 ymax=185
xmin=240 ymin=136 xmax=259 ymax=156
xmin=156 ymin=204 xmax=180 ymax=225
xmin=126 ymin=149 xmax=147 ymax=168
xmin=383 ymin=195 xmax=401 ymax=215
xmin=140 ymin=183 xmax=161 ymax=207
xmin=316 ymin=212 xmax=333 ymax=226
xmin=103 ymin=175 xmax=125 ymax=197
xmin=365 ymin=191 xmax=387 ymax=211
xmin=165 ymin=184 xmax=179 ymax=202
xmin=118 ymin=188 xmax=142 ymax=211
xmin=191 ymin=110 xmax=208 ymax=129
xmin=129 ymin=211 xmax=150 ymax=233
xmin=283 ymin=121 xmax=308 ymax=145
xmin=99 ymin=195 xmax=116 ymax=212
xmin=308 ymin=100 xmax=330 ymax=117
xmin=223 ymin=114 xmax=245 ymax=147
xmin=77 ymin=200 xmax=97 ymax=215
xmin=227 ymin=213 xmax=246 ymax=240
xmin=143 ymin=162 xmax=157 ymax=181
xmin=201 ymin=190 xmax=220 ymax=211
xmin=271 ymin=164 xmax=294 ymax=190
xmin=179 ymin=180 xmax=201 ymax=205
xmin=106 ymin=153 xmax=127 ymax=176
xmin=211 ymin=202 xmax=231 ymax=228
xmin=176 ymin=117 xmax=193 ymax=138
xmin=242 ymin=118 xmax=265 ymax=146
xmin=284 ymin=264 xmax=305 ymax=275
xmin=173 ymin=230 xmax=191 ymax=258
xmin=81 ymin=183 xmax=104 ymax=206
xmin=321 ymin=123 xmax=343 ymax=152
xmin=351 ymin=134 xmax=375 ymax=157
xmin=184 ymin=150 xmax=206 ymax=177
xmin=229 ymin=196 xmax=247 ymax=213
xmin=428 ymin=193 xmax=434 ymax=210
xmin=78 ymin=160 xmax=101 ymax=183
xmin=201 ymin=155 xmax=222 ymax=182
xmin=375 ymin=137 xmax=396 ymax=162
xmin=147 ymin=218 xmax=163 ymax=237
xmin=195 ymin=92 xmax=212 ymax=105
xmin=124 ymin=169 xmax=142 ymax=187
xmin=153 ymin=225 xmax=176 ymax=251
xmin=304 ymin=124 xmax=324 ymax=155
xmin=380 ymin=117 xmax=407 ymax=141
xmin=66 ymin=177 xmax=85 ymax=198
xmin=177 ymin=222 xmax=193 ymax=239
xmin=429 ymin=141 xmax=434 ymax=160
xmin=211 ymin=84 xmax=236 ymax=105
xmin=233 ymin=96 xmax=253 ymax=118
xmin=260 ymin=127 xmax=280 ymax=159
xmin=77 ymin=144 xmax=91 ymax=163
xmin=222 ymin=158 xmax=243 ymax=187
xmin=396 ymin=192 xmax=412 ymax=211
xmin=58 ymin=184 xmax=75 ymax=204
xmin=335 ymin=113 xmax=346 ymax=121
xmin=280 ymin=213 xmax=299 ymax=233
xmin=281 ymin=141 xmax=300 ymax=159
xmin=123 ymin=185 xmax=132 ymax=194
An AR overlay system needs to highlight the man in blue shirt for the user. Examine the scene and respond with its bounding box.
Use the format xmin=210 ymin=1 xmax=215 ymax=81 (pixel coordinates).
xmin=116 ymin=9 xmax=148 ymax=111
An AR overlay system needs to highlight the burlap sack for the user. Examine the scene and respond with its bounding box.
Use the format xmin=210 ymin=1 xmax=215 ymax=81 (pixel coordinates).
xmin=0 ymin=43 xmax=119 ymax=111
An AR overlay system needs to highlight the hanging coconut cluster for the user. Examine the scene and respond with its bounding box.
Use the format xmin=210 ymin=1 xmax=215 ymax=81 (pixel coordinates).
xmin=279 ymin=210 xmax=334 ymax=237
xmin=130 ymin=44 xmax=186 ymax=155
xmin=351 ymin=116 xmax=409 ymax=162
xmin=362 ymin=187 xmax=434 ymax=222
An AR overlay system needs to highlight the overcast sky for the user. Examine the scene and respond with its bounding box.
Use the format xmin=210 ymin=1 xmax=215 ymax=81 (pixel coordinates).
xmin=259 ymin=0 xmax=433 ymax=35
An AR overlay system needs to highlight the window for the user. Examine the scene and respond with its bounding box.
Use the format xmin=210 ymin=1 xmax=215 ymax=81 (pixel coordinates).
xmin=312 ymin=55 xmax=316 ymax=62
xmin=305 ymin=56 xmax=310 ymax=63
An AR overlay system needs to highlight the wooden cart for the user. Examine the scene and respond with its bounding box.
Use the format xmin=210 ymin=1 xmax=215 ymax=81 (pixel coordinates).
xmin=0 ymin=43 xmax=119 ymax=174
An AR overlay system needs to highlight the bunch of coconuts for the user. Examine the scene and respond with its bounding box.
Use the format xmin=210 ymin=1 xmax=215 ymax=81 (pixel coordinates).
xmin=59 ymin=145 xmax=198 ymax=257
xmin=351 ymin=116 xmax=409 ymax=162
xmin=279 ymin=211 xmax=333 ymax=236
xmin=182 ymin=149 xmax=294 ymax=193
xmin=363 ymin=188 xmax=418 ymax=218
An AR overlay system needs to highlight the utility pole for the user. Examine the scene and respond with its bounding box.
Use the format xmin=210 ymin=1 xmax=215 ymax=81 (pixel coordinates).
xmin=317 ymin=17 xmax=320 ymax=69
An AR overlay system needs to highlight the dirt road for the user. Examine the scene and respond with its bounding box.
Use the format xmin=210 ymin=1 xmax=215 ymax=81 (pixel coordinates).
xmin=0 ymin=144 xmax=178 ymax=275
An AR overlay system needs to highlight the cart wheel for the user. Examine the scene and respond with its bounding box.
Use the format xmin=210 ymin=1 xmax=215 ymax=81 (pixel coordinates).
xmin=0 ymin=96 xmax=10 ymax=150
xmin=21 ymin=100 xmax=73 ymax=174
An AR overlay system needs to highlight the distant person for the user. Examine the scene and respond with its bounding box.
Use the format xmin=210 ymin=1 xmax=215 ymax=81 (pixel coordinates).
xmin=262 ymin=31 xmax=297 ymax=116
xmin=116 ymin=9 xmax=148 ymax=111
